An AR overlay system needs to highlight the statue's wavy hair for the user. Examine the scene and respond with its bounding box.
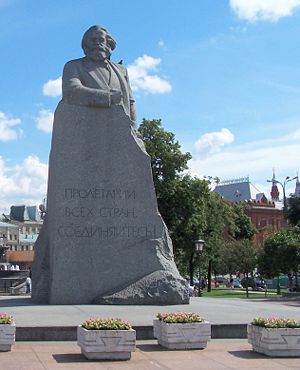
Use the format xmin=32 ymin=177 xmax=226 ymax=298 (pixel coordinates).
xmin=81 ymin=25 xmax=117 ymax=55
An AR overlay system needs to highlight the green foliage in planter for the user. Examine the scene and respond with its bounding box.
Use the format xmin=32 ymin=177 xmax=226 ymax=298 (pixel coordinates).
xmin=0 ymin=313 xmax=13 ymax=325
xmin=252 ymin=317 xmax=300 ymax=328
xmin=157 ymin=312 xmax=204 ymax=323
xmin=81 ymin=318 xmax=132 ymax=330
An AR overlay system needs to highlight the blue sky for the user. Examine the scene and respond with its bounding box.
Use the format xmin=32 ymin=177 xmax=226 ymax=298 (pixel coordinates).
xmin=1 ymin=0 xmax=300 ymax=212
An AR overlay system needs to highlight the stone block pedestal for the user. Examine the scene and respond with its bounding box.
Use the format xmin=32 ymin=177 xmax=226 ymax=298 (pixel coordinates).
xmin=77 ymin=326 xmax=136 ymax=360
xmin=248 ymin=324 xmax=300 ymax=357
xmin=0 ymin=323 xmax=16 ymax=352
xmin=153 ymin=319 xmax=211 ymax=349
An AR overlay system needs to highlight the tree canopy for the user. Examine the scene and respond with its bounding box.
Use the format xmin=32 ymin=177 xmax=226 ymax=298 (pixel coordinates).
xmin=218 ymin=239 xmax=257 ymax=276
xmin=138 ymin=118 xmax=192 ymax=229
xmin=286 ymin=196 xmax=300 ymax=226
xmin=230 ymin=203 xmax=255 ymax=240
xmin=258 ymin=227 xmax=300 ymax=278
xmin=138 ymin=118 xmax=259 ymax=283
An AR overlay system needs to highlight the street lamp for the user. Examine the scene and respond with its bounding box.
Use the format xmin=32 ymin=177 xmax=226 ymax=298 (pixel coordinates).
xmin=267 ymin=176 xmax=297 ymax=210
xmin=195 ymin=239 xmax=205 ymax=296
xmin=195 ymin=239 xmax=205 ymax=252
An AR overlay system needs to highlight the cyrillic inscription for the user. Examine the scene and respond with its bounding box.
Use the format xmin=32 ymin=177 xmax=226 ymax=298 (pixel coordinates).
xmin=65 ymin=206 xmax=136 ymax=218
xmin=58 ymin=187 xmax=155 ymax=239
xmin=64 ymin=188 xmax=135 ymax=200
xmin=57 ymin=224 xmax=157 ymax=239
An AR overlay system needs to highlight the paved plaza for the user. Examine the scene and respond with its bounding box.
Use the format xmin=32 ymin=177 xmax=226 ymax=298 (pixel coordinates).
xmin=1 ymin=296 xmax=300 ymax=327
xmin=1 ymin=340 xmax=300 ymax=369
xmin=1 ymin=295 xmax=300 ymax=368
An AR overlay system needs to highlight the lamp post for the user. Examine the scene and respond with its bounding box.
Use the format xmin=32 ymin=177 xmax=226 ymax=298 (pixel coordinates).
xmin=267 ymin=176 xmax=297 ymax=212
xmin=195 ymin=239 xmax=205 ymax=297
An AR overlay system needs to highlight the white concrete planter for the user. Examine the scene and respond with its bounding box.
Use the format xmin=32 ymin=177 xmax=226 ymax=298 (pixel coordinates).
xmin=153 ymin=319 xmax=211 ymax=349
xmin=248 ymin=324 xmax=300 ymax=357
xmin=0 ymin=323 xmax=16 ymax=352
xmin=77 ymin=326 xmax=136 ymax=360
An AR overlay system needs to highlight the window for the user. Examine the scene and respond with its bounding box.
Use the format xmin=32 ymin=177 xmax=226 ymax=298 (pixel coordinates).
xmin=260 ymin=220 xmax=267 ymax=227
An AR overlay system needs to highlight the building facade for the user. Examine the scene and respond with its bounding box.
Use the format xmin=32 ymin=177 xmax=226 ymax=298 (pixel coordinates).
xmin=1 ymin=205 xmax=43 ymax=269
xmin=213 ymin=177 xmax=284 ymax=246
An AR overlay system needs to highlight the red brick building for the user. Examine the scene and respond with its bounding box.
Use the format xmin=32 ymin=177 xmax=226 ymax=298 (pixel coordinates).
xmin=244 ymin=198 xmax=284 ymax=246
xmin=214 ymin=176 xmax=284 ymax=246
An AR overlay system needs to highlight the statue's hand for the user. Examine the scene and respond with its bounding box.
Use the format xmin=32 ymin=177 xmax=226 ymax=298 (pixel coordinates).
xmin=110 ymin=89 xmax=122 ymax=104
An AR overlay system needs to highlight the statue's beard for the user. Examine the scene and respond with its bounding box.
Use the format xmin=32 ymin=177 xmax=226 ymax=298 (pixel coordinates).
xmin=86 ymin=48 xmax=111 ymax=62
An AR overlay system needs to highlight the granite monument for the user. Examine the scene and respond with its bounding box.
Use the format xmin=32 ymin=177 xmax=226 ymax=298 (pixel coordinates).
xmin=32 ymin=25 xmax=189 ymax=304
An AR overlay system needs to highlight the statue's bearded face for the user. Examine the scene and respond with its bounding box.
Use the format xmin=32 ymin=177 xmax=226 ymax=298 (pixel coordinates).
xmin=85 ymin=29 xmax=112 ymax=61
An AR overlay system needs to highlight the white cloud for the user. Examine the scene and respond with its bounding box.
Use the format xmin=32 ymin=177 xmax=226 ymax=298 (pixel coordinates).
xmin=194 ymin=128 xmax=234 ymax=156
xmin=0 ymin=112 xmax=21 ymax=141
xmin=128 ymin=54 xmax=172 ymax=94
xmin=0 ymin=155 xmax=48 ymax=212
xmin=158 ymin=40 xmax=165 ymax=48
xmin=42 ymin=58 xmax=172 ymax=96
xmin=189 ymin=127 xmax=300 ymax=200
xmin=42 ymin=77 xmax=62 ymax=97
xmin=229 ymin=0 xmax=300 ymax=22
xmin=36 ymin=109 xmax=54 ymax=133
xmin=289 ymin=128 xmax=300 ymax=139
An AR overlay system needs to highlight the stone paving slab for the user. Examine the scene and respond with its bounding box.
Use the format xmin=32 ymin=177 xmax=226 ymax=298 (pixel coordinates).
xmin=1 ymin=340 xmax=300 ymax=369
xmin=1 ymin=296 xmax=299 ymax=326
xmin=1 ymin=295 xmax=300 ymax=341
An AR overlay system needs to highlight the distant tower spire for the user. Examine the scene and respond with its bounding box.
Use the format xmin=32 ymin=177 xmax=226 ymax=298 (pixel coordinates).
xmin=270 ymin=169 xmax=280 ymax=202
xmin=294 ymin=172 xmax=300 ymax=198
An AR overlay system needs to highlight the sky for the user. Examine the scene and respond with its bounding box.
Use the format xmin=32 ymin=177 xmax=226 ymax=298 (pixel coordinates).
xmin=1 ymin=0 xmax=300 ymax=213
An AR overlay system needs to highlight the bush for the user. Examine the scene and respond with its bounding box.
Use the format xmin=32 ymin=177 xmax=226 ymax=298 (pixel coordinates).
xmin=252 ymin=317 xmax=300 ymax=328
xmin=157 ymin=312 xmax=204 ymax=323
xmin=0 ymin=312 xmax=13 ymax=325
xmin=81 ymin=318 xmax=132 ymax=330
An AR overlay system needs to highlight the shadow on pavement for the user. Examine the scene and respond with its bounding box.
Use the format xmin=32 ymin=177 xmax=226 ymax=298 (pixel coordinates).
xmin=136 ymin=343 xmax=204 ymax=352
xmin=0 ymin=297 xmax=33 ymax=306
xmin=52 ymin=353 xmax=88 ymax=363
xmin=228 ymin=350 xmax=265 ymax=359
xmin=136 ymin=343 xmax=167 ymax=352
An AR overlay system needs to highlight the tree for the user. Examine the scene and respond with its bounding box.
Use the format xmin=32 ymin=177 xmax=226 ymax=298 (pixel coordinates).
xmin=168 ymin=175 xmax=211 ymax=284
xmin=286 ymin=196 xmax=300 ymax=226
xmin=203 ymin=198 xmax=255 ymax=292
xmin=138 ymin=119 xmax=257 ymax=289
xmin=0 ymin=246 xmax=6 ymax=262
xmin=200 ymin=192 xmax=234 ymax=291
xmin=258 ymin=238 xmax=283 ymax=294
xmin=219 ymin=238 xmax=257 ymax=297
xmin=138 ymin=119 xmax=192 ymax=227
xmin=159 ymin=176 xmax=235 ymax=288
xmin=0 ymin=237 xmax=7 ymax=263
xmin=230 ymin=203 xmax=255 ymax=240
xmin=258 ymin=227 xmax=300 ymax=292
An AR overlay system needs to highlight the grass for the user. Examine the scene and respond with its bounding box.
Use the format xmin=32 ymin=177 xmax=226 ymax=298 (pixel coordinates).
xmin=201 ymin=288 xmax=282 ymax=299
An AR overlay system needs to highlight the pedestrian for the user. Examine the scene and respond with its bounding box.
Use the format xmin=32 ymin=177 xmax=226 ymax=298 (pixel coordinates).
xmin=26 ymin=276 xmax=32 ymax=294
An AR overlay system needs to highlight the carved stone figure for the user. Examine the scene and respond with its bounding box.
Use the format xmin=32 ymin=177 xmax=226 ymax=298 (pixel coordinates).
xmin=62 ymin=26 xmax=136 ymax=122
xmin=31 ymin=25 xmax=189 ymax=305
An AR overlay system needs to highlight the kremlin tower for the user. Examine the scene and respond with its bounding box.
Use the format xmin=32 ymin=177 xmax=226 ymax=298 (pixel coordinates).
xmin=270 ymin=169 xmax=280 ymax=202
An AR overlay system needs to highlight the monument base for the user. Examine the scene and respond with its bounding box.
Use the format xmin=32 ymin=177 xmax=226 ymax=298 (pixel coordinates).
xmin=94 ymin=270 xmax=189 ymax=305
xmin=32 ymin=102 xmax=189 ymax=305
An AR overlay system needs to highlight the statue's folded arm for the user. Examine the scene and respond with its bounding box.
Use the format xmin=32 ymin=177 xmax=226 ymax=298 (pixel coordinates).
xmin=62 ymin=62 xmax=111 ymax=108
